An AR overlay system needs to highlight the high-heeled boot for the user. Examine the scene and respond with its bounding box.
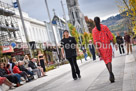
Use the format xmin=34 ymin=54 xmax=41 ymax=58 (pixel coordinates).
xmin=110 ymin=72 xmax=115 ymax=83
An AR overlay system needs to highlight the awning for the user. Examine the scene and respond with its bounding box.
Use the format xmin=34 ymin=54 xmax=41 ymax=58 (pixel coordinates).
xmin=2 ymin=46 xmax=14 ymax=54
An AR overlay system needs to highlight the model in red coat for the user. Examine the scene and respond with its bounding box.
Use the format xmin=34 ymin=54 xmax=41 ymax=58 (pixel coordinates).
xmin=92 ymin=17 xmax=115 ymax=83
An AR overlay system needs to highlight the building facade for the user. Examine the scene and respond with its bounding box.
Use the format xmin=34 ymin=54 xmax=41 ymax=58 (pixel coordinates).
xmin=52 ymin=15 xmax=67 ymax=44
xmin=0 ymin=0 xmax=65 ymax=53
xmin=0 ymin=1 xmax=19 ymax=44
xmin=15 ymin=10 xmax=49 ymax=44
xmin=66 ymin=0 xmax=89 ymax=33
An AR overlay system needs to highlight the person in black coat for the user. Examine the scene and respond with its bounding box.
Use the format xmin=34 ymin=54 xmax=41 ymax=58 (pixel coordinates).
xmin=61 ymin=30 xmax=81 ymax=80
xmin=89 ymin=40 xmax=96 ymax=61
xmin=116 ymin=32 xmax=125 ymax=55
xmin=18 ymin=61 xmax=34 ymax=77
xmin=28 ymin=58 xmax=42 ymax=78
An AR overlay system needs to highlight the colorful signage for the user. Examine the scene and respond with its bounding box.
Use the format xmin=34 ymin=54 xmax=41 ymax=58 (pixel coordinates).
xmin=2 ymin=46 xmax=14 ymax=54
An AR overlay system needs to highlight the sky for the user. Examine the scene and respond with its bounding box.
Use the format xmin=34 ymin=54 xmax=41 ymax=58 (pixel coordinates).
xmin=2 ymin=0 xmax=119 ymax=21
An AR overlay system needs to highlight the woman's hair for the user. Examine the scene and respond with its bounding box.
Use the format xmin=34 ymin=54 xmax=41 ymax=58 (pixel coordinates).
xmin=63 ymin=34 xmax=65 ymax=39
xmin=24 ymin=55 xmax=29 ymax=60
xmin=37 ymin=50 xmax=41 ymax=55
xmin=9 ymin=58 xmax=12 ymax=63
xmin=94 ymin=17 xmax=101 ymax=31
xmin=63 ymin=30 xmax=69 ymax=38
xmin=63 ymin=30 xmax=69 ymax=34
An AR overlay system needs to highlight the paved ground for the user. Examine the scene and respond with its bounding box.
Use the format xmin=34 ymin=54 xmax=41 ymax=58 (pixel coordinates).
xmin=9 ymin=46 xmax=136 ymax=91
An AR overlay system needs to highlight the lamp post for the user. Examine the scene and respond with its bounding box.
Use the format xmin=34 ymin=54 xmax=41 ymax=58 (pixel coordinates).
xmin=44 ymin=0 xmax=60 ymax=62
xmin=16 ymin=0 xmax=33 ymax=58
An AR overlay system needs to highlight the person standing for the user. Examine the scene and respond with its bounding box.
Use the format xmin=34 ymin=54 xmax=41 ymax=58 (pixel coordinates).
xmin=124 ymin=31 xmax=132 ymax=55
xmin=61 ymin=30 xmax=81 ymax=80
xmin=38 ymin=50 xmax=46 ymax=76
xmin=89 ymin=40 xmax=96 ymax=61
xmin=81 ymin=45 xmax=88 ymax=61
xmin=116 ymin=32 xmax=125 ymax=55
xmin=92 ymin=17 xmax=115 ymax=83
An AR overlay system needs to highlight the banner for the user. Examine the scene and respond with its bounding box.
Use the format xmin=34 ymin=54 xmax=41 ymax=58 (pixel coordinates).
xmin=2 ymin=46 xmax=14 ymax=54
xmin=11 ymin=48 xmax=24 ymax=56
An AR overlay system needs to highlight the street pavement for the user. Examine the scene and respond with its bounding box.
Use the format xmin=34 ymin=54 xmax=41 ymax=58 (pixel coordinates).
xmin=10 ymin=46 xmax=136 ymax=91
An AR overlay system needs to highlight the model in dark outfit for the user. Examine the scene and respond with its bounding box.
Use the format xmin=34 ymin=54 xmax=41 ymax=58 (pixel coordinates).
xmin=38 ymin=51 xmax=46 ymax=74
xmin=61 ymin=30 xmax=81 ymax=80
xmin=39 ymin=56 xmax=46 ymax=72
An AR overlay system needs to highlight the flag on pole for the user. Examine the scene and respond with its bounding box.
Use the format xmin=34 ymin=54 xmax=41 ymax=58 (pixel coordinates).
xmin=13 ymin=2 xmax=18 ymax=8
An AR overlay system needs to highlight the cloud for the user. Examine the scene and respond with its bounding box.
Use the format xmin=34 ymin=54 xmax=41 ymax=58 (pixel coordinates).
xmin=1 ymin=0 xmax=120 ymax=21
xmin=78 ymin=0 xmax=119 ymax=20
xmin=0 ymin=0 xmax=11 ymax=4
xmin=18 ymin=0 xmax=68 ymax=21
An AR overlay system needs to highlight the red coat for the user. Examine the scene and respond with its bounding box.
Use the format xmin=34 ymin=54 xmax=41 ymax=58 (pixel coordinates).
xmin=0 ymin=77 xmax=6 ymax=85
xmin=13 ymin=66 xmax=22 ymax=74
xmin=92 ymin=24 xmax=113 ymax=64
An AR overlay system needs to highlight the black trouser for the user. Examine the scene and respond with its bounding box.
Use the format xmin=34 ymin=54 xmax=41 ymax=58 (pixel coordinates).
xmin=23 ymin=69 xmax=34 ymax=76
xmin=89 ymin=45 xmax=96 ymax=61
xmin=4 ymin=75 xmax=19 ymax=84
xmin=19 ymin=71 xmax=28 ymax=80
xmin=118 ymin=44 xmax=125 ymax=54
xmin=67 ymin=56 xmax=80 ymax=79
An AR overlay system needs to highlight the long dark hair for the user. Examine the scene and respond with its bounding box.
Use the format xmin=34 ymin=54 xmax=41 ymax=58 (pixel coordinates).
xmin=94 ymin=17 xmax=101 ymax=31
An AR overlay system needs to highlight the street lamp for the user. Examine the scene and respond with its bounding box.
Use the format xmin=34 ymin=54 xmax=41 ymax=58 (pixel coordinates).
xmin=16 ymin=0 xmax=33 ymax=58
xmin=44 ymin=0 xmax=60 ymax=62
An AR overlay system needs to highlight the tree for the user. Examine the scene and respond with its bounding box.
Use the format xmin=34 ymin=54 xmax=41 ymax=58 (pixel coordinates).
xmin=112 ymin=33 xmax=116 ymax=44
xmin=68 ymin=23 xmax=94 ymax=59
xmin=68 ymin=23 xmax=79 ymax=43
xmin=129 ymin=0 xmax=136 ymax=33
xmin=83 ymin=32 xmax=93 ymax=58
xmin=116 ymin=0 xmax=136 ymax=33
xmin=84 ymin=16 xmax=95 ymax=33
xmin=68 ymin=23 xmax=83 ymax=62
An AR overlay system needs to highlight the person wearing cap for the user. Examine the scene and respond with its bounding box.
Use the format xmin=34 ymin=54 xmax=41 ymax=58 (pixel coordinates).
xmin=61 ymin=30 xmax=81 ymax=80
xmin=89 ymin=40 xmax=96 ymax=61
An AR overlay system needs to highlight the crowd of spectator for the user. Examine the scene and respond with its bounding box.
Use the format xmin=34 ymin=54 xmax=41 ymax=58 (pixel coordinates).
xmin=0 ymin=55 xmax=47 ymax=90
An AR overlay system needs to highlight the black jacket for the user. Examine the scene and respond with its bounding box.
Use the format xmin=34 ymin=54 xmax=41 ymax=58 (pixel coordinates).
xmin=28 ymin=61 xmax=37 ymax=69
xmin=19 ymin=65 xmax=27 ymax=71
xmin=61 ymin=37 xmax=77 ymax=58
xmin=116 ymin=36 xmax=124 ymax=44
xmin=0 ymin=68 xmax=8 ymax=77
